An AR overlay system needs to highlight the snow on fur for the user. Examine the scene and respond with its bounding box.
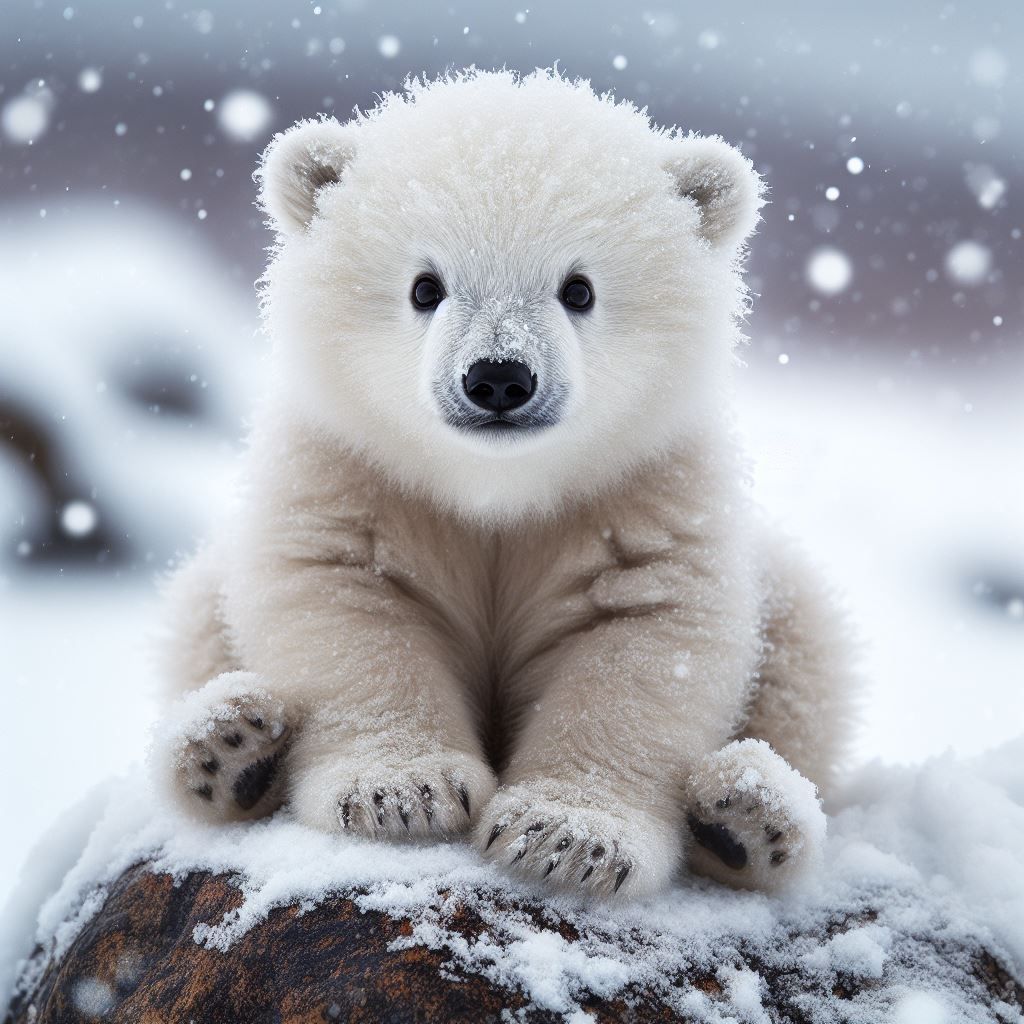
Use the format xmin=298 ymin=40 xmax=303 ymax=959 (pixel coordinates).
xmin=4 ymin=740 xmax=1024 ymax=1022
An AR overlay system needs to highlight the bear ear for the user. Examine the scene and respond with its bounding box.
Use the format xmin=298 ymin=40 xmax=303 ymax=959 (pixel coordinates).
xmin=257 ymin=118 xmax=357 ymax=235
xmin=664 ymin=136 xmax=765 ymax=249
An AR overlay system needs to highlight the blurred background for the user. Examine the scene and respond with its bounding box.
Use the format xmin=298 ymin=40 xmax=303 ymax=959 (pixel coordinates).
xmin=1 ymin=1 xmax=1021 ymax=902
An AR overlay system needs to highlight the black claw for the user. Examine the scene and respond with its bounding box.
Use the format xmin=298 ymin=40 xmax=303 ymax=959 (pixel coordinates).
xmin=232 ymin=753 xmax=282 ymax=811
xmin=399 ymin=806 xmax=410 ymax=830
xmin=544 ymin=859 xmax=557 ymax=877
xmin=770 ymin=850 xmax=788 ymax=866
xmin=340 ymin=799 xmax=351 ymax=829
xmin=456 ymin=782 xmax=471 ymax=816
xmin=525 ymin=820 xmax=545 ymax=834
xmin=581 ymin=865 xmax=595 ymax=883
xmin=247 ymin=716 xmax=264 ymax=730
xmin=223 ymin=731 xmax=244 ymax=748
xmin=715 ymin=796 xmax=730 ymax=809
xmin=201 ymin=758 xmax=219 ymax=774
xmin=512 ymin=846 xmax=527 ymax=864
xmin=766 ymin=829 xmax=783 ymax=843
xmin=486 ymin=824 xmax=506 ymax=849
xmin=373 ymin=791 xmax=386 ymax=825
xmin=614 ymin=865 xmax=631 ymax=893
xmin=688 ymin=813 xmax=748 ymax=870
xmin=421 ymin=785 xmax=434 ymax=822
xmin=194 ymin=783 xmax=213 ymax=801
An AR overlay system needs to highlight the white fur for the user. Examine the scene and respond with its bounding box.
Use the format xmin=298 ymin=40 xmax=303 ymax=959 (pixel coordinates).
xmin=155 ymin=70 xmax=855 ymax=899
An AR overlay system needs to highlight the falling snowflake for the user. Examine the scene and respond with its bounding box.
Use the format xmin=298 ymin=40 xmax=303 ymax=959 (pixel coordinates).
xmin=945 ymin=241 xmax=992 ymax=286
xmin=1 ymin=93 xmax=51 ymax=145
xmin=806 ymin=247 xmax=853 ymax=296
xmin=78 ymin=67 xmax=102 ymax=93
xmin=378 ymin=35 xmax=401 ymax=59
xmin=218 ymin=90 xmax=273 ymax=143
xmin=61 ymin=501 xmax=98 ymax=538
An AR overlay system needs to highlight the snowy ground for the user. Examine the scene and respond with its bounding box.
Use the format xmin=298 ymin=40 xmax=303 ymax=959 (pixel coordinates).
xmin=2 ymin=346 xmax=1021 ymax=1018
xmin=736 ymin=359 xmax=1024 ymax=766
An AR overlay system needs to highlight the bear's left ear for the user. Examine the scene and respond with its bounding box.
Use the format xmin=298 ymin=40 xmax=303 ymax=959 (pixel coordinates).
xmin=664 ymin=136 xmax=765 ymax=250
xmin=257 ymin=117 xmax=358 ymax=235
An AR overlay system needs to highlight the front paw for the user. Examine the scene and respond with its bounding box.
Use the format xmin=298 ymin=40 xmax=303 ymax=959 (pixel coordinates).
xmin=292 ymin=749 xmax=496 ymax=840
xmin=476 ymin=780 xmax=679 ymax=899
xmin=685 ymin=739 xmax=826 ymax=892
xmin=162 ymin=672 xmax=291 ymax=823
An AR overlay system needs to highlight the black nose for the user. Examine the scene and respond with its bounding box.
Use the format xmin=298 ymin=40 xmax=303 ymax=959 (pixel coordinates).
xmin=463 ymin=360 xmax=535 ymax=413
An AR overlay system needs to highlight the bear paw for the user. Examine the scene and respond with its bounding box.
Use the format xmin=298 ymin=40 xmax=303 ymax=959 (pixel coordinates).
xmin=685 ymin=739 xmax=825 ymax=892
xmin=163 ymin=672 xmax=291 ymax=823
xmin=291 ymin=749 xmax=497 ymax=840
xmin=476 ymin=781 xmax=679 ymax=899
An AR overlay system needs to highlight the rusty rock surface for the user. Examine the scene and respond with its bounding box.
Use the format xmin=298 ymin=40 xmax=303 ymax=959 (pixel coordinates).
xmin=6 ymin=863 xmax=1024 ymax=1024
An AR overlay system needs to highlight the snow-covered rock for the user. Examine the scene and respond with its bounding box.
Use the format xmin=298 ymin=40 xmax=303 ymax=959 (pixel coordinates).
xmin=4 ymin=740 xmax=1024 ymax=1022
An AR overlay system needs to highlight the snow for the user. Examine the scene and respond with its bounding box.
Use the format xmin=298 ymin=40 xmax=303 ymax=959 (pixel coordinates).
xmin=71 ymin=977 xmax=115 ymax=1015
xmin=737 ymin=365 xmax=1024 ymax=767
xmin=217 ymin=89 xmax=274 ymax=143
xmin=801 ymin=923 xmax=892 ymax=979
xmin=719 ymin=967 xmax=769 ymax=1024
xmin=76 ymin=67 xmax=102 ymax=93
xmin=0 ymin=205 xmax=259 ymax=566
xmin=59 ymin=500 xmax=97 ymax=538
xmin=965 ymin=164 xmax=1006 ymax=210
xmin=945 ymin=240 xmax=993 ymax=285
xmin=1 ymin=93 xmax=50 ymax=145
xmin=968 ymin=48 xmax=1009 ymax=88
xmin=162 ymin=672 xmax=287 ymax=749
xmin=806 ymin=247 xmax=852 ymax=295
xmin=4 ymin=739 xmax=1024 ymax=1021
xmin=892 ymin=991 xmax=950 ymax=1024
xmin=697 ymin=30 xmax=721 ymax=51
xmin=378 ymin=34 xmax=401 ymax=59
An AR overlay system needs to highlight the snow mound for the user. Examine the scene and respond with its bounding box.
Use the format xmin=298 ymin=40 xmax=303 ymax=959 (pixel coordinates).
xmin=4 ymin=740 xmax=1024 ymax=1022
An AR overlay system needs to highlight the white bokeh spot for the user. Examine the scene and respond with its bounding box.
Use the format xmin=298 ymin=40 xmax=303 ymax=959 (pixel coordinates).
xmin=806 ymin=247 xmax=853 ymax=296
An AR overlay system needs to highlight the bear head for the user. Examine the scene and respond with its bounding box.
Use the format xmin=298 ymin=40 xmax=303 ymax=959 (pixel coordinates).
xmin=257 ymin=69 xmax=764 ymax=522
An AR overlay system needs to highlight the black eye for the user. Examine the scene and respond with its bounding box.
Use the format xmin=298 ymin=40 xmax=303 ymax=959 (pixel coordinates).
xmin=560 ymin=275 xmax=594 ymax=312
xmin=412 ymin=274 xmax=444 ymax=310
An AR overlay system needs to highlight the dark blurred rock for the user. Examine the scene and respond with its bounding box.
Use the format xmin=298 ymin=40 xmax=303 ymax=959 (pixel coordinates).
xmin=6 ymin=863 xmax=1023 ymax=1024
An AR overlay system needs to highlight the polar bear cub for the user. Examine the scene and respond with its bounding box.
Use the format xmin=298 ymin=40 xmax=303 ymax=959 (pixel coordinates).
xmin=157 ymin=70 xmax=853 ymax=898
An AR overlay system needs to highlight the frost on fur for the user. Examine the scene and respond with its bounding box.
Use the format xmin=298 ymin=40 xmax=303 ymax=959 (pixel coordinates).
xmin=155 ymin=69 xmax=855 ymax=901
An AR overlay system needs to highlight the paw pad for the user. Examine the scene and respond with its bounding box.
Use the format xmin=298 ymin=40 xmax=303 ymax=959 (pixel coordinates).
xmin=167 ymin=679 xmax=291 ymax=823
xmin=685 ymin=739 xmax=826 ymax=892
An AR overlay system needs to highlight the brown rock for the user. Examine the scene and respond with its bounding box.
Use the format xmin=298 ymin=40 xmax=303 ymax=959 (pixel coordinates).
xmin=6 ymin=863 xmax=1023 ymax=1023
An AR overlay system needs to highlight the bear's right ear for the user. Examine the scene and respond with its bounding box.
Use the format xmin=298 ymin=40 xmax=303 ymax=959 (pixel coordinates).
xmin=257 ymin=118 xmax=357 ymax=235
